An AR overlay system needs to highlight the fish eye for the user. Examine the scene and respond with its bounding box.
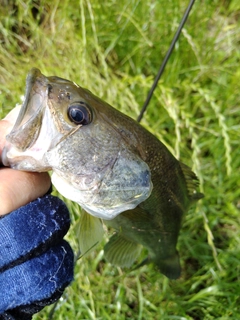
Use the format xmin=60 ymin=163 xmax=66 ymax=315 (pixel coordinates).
xmin=67 ymin=102 xmax=92 ymax=125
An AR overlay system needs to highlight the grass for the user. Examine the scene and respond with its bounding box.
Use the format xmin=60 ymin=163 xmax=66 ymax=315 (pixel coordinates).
xmin=0 ymin=0 xmax=240 ymax=319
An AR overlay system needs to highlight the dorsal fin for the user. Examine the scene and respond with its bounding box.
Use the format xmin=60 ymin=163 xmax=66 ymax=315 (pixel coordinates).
xmin=180 ymin=162 xmax=204 ymax=201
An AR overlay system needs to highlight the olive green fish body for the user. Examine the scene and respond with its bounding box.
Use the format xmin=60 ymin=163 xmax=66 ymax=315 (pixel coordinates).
xmin=103 ymin=125 xmax=201 ymax=279
xmin=2 ymin=69 xmax=203 ymax=279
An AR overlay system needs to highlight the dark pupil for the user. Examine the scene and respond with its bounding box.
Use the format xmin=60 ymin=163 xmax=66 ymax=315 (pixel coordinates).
xmin=68 ymin=103 xmax=91 ymax=125
xmin=70 ymin=108 xmax=84 ymax=123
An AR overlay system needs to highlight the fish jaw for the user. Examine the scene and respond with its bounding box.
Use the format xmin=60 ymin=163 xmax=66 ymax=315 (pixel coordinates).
xmin=2 ymin=106 xmax=59 ymax=170
xmin=2 ymin=69 xmax=67 ymax=171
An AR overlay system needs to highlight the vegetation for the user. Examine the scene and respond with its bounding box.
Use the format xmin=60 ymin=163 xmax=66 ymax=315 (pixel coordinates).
xmin=0 ymin=0 xmax=239 ymax=319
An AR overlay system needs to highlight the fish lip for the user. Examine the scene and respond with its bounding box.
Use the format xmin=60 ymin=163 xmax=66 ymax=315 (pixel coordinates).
xmin=11 ymin=68 xmax=47 ymax=130
xmin=1 ymin=147 xmax=9 ymax=166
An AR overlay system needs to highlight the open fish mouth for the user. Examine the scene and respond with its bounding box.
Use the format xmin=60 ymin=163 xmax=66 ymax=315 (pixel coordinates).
xmin=2 ymin=69 xmax=61 ymax=170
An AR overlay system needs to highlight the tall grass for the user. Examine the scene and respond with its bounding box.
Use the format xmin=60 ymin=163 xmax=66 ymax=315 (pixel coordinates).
xmin=0 ymin=0 xmax=240 ymax=319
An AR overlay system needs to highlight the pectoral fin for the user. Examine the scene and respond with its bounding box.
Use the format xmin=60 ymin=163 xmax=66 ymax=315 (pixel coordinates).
xmin=78 ymin=210 xmax=104 ymax=255
xmin=104 ymin=233 xmax=142 ymax=268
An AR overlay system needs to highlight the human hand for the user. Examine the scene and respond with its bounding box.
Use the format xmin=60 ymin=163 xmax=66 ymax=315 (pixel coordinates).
xmin=0 ymin=107 xmax=51 ymax=216
xmin=0 ymin=108 xmax=74 ymax=319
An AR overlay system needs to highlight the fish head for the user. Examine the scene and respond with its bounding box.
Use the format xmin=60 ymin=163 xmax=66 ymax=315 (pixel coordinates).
xmin=2 ymin=68 xmax=80 ymax=170
xmin=2 ymin=68 xmax=153 ymax=219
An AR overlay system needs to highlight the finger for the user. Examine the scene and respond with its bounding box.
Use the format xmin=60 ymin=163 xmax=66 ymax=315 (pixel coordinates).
xmin=2 ymin=105 xmax=21 ymax=123
xmin=0 ymin=120 xmax=12 ymax=158
xmin=0 ymin=168 xmax=51 ymax=216
xmin=0 ymin=106 xmax=21 ymax=157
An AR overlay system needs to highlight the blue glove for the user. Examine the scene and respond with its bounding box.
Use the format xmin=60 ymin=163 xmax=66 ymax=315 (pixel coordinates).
xmin=0 ymin=195 xmax=74 ymax=320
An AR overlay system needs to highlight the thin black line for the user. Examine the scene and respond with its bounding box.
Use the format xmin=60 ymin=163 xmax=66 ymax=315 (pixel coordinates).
xmin=137 ymin=0 xmax=196 ymax=123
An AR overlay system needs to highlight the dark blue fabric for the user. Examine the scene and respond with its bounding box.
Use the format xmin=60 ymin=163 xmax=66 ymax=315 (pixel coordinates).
xmin=0 ymin=195 xmax=70 ymax=272
xmin=0 ymin=195 xmax=74 ymax=317
xmin=0 ymin=240 xmax=73 ymax=313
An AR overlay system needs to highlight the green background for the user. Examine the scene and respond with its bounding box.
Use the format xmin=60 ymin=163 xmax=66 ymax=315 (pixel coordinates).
xmin=0 ymin=0 xmax=239 ymax=319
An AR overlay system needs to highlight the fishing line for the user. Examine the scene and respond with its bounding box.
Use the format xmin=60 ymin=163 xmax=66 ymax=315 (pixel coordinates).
xmin=137 ymin=0 xmax=196 ymax=123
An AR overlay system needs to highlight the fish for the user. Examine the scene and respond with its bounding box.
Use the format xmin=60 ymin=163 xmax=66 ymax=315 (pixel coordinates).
xmin=2 ymin=68 xmax=203 ymax=279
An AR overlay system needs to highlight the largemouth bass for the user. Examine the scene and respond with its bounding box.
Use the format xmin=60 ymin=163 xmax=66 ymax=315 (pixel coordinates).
xmin=2 ymin=68 xmax=203 ymax=279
